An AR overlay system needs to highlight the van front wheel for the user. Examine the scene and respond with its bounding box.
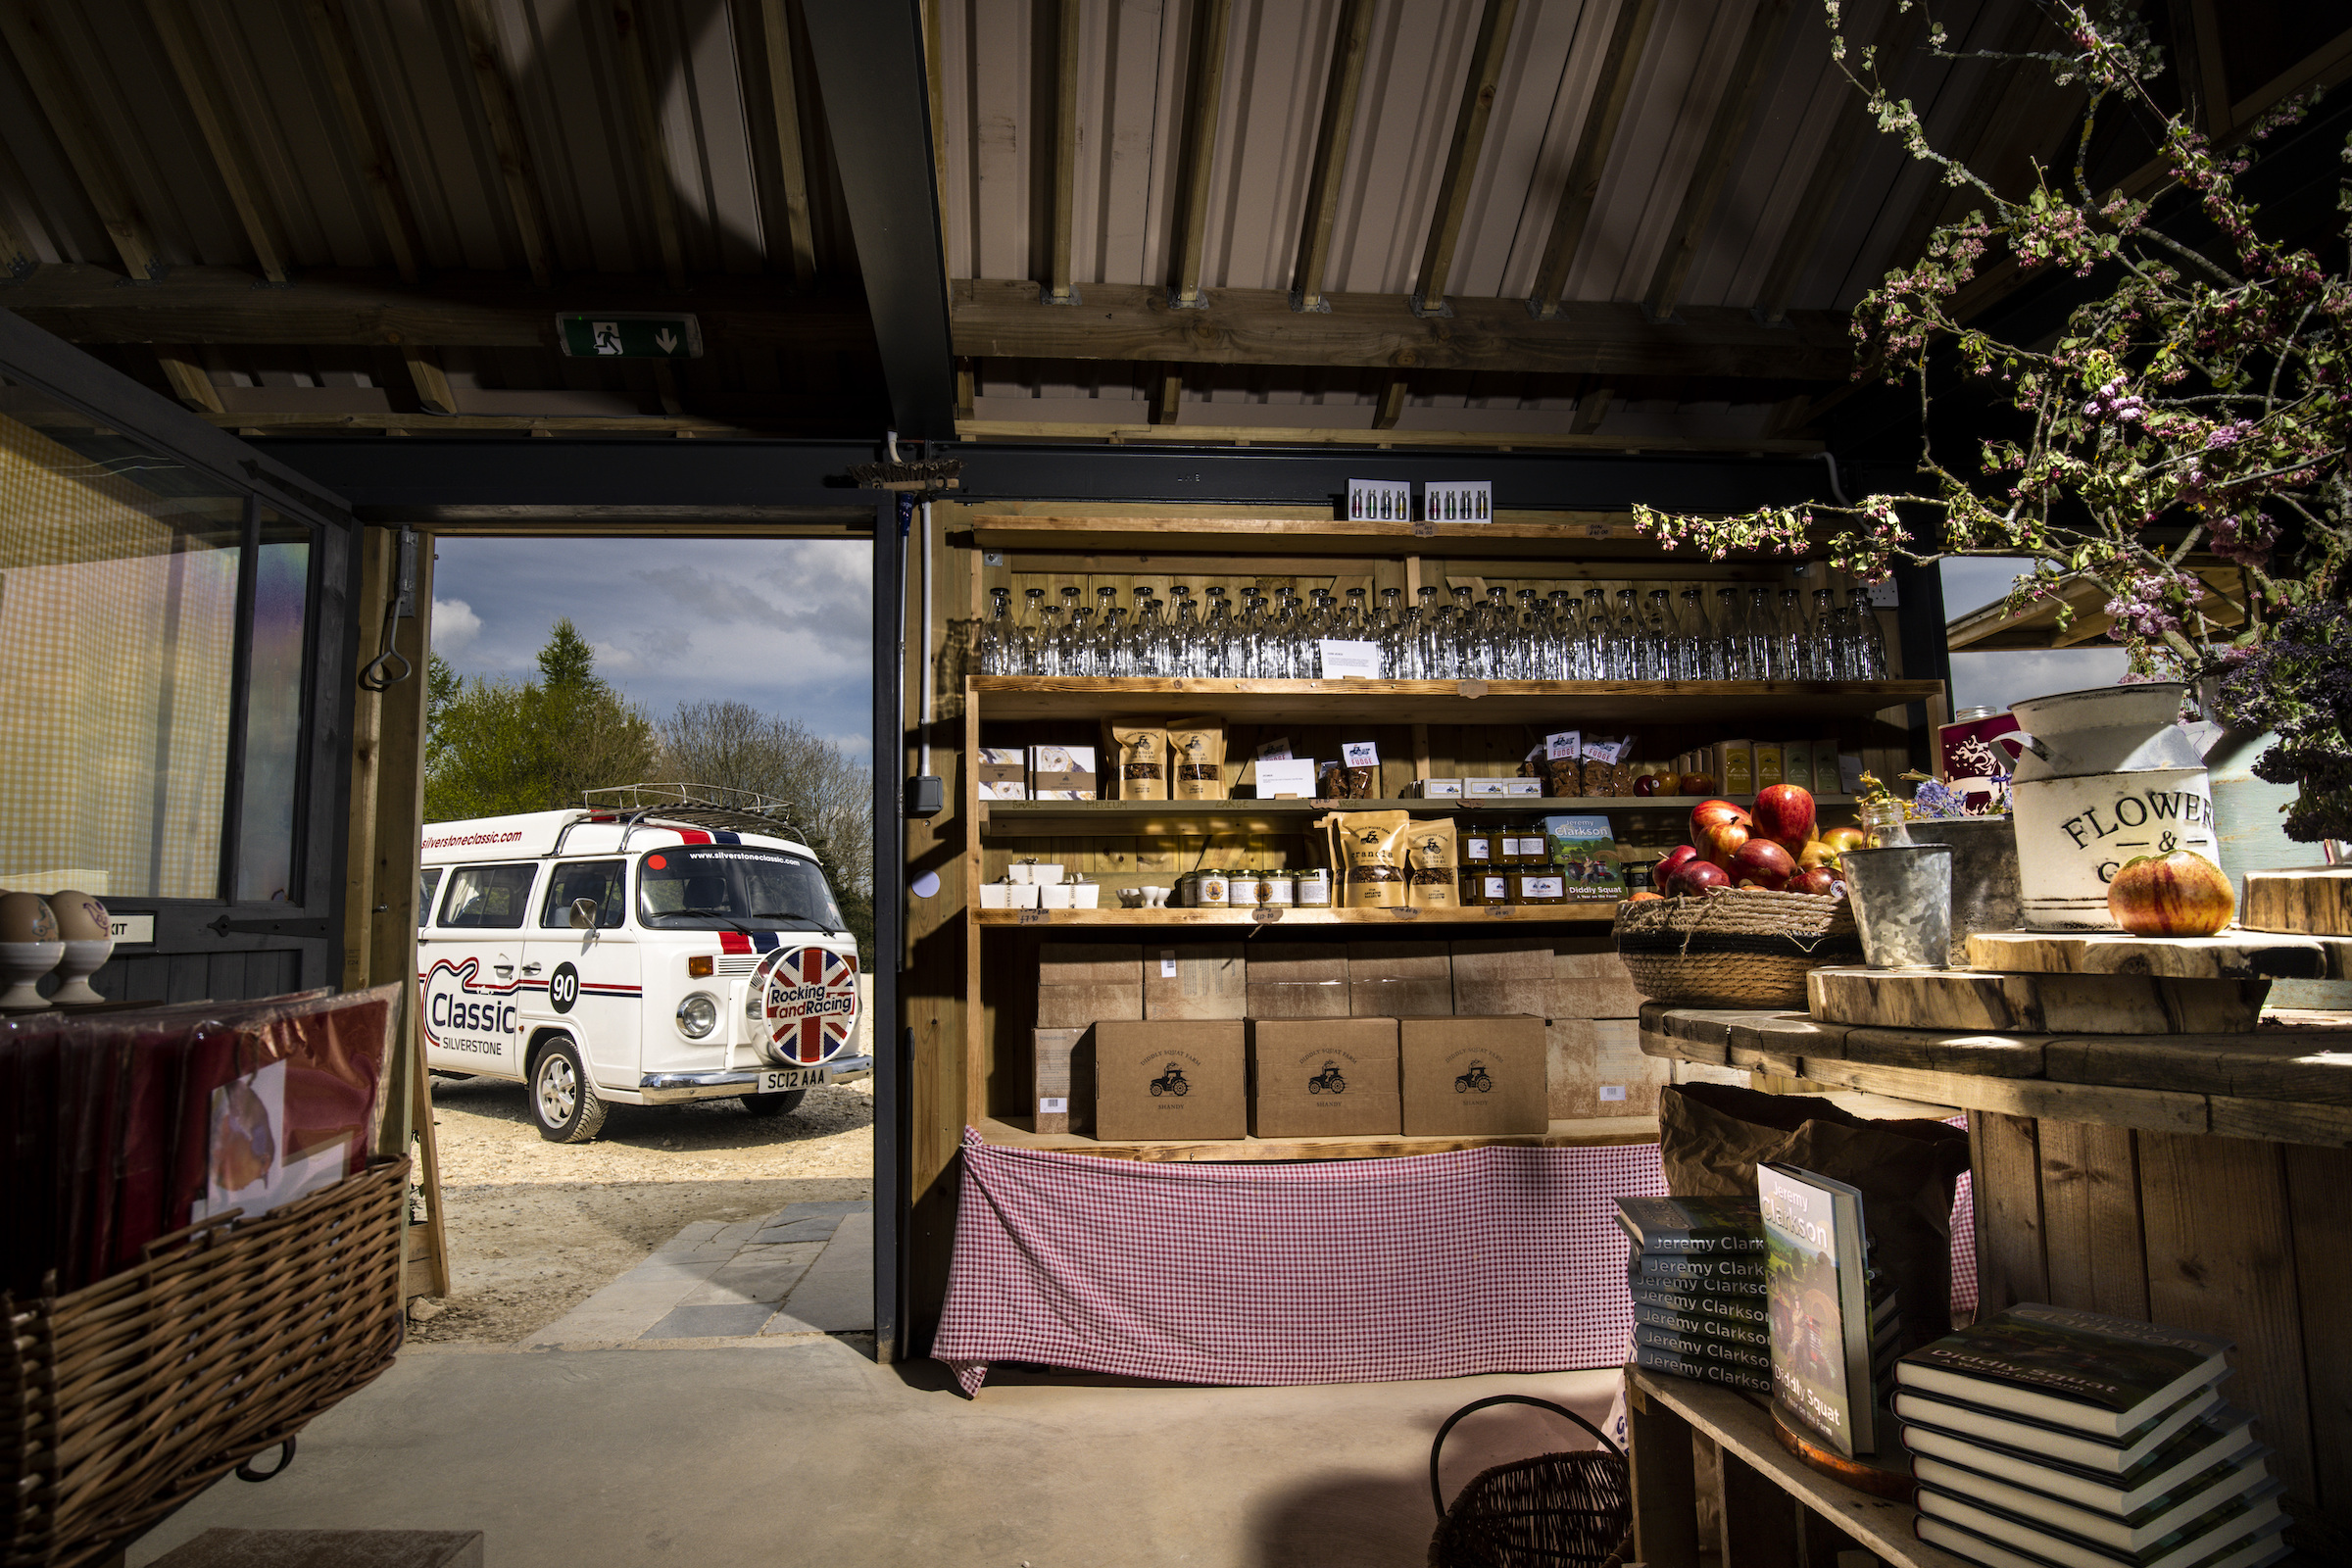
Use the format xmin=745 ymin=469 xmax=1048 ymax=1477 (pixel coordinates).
xmin=531 ymin=1040 xmax=608 ymax=1143
xmin=741 ymin=1090 xmax=807 ymax=1117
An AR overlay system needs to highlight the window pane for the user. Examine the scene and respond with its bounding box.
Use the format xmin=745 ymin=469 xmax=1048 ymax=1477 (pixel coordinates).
xmin=235 ymin=511 xmax=312 ymax=902
xmin=636 ymin=846 xmax=843 ymax=931
xmin=440 ymin=863 xmax=538 ymax=928
xmin=417 ymin=867 xmax=443 ymax=929
xmin=0 ymin=387 xmax=242 ymax=899
xmin=541 ymin=860 xmax=625 ymax=927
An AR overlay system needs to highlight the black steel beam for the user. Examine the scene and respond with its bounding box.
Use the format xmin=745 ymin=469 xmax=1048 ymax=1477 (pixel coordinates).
xmin=800 ymin=0 xmax=956 ymax=442
xmin=870 ymin=494 xmax=906 ymax=1362
xmin=256 ymin=436 xmax=1838 ymax=515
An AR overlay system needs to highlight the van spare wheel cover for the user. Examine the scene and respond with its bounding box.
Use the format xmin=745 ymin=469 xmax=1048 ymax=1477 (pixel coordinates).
xmin=751 ymin=946 xmax=860 ymax=1064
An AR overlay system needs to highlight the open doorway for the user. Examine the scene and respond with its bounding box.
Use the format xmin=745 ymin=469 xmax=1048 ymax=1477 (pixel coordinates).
xmin=393 ymin=532 xmax=877 ymax=1348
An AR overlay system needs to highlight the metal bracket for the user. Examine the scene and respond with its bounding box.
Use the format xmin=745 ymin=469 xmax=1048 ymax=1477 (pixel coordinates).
xmin=1287 ymin=289 xmax=1332 ymax=314
xmin=207 ymin=915 xmax=332 ymax=938
xmin=1409 ymin=293 xmax=1453 ymax=319
xmin=1044 ymin=285 xmax=1083 ymax=306
xmin=1164 ymin=288 xmax=1209 ymax=311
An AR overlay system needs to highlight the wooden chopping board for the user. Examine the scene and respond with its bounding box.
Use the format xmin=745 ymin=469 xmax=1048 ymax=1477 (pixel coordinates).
xmin=2242 ymin=866 xmax=2352 ymax=937
xmin=1966 ymin=929 xmax=2348 ymax=981
xmin=1805 ymin=966 xmax=2270 ymax=1035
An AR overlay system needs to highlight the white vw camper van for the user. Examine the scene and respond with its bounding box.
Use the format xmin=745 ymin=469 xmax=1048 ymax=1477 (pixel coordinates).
xmin=417 ymin=785 xmax=866 ymax=1142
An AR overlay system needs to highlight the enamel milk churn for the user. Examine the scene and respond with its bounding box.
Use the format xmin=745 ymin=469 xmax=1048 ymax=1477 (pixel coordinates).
xmin=1997 ymin=682 xmax=2217 ymax=929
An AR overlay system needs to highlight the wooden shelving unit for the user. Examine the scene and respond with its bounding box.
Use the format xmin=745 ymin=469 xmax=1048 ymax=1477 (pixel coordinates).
xmin=971 ymin=1114 xmax=1662 ymax=1163
xmin=971 ymin=674 xmax=1942 ymax=725
xmin=979 ymin=794 xmax=1858 ymax=838
xmin=966 ymin=514 xmax=1821 ymax=561
xmin=973 ymin=905 xmax=1620 ymax=927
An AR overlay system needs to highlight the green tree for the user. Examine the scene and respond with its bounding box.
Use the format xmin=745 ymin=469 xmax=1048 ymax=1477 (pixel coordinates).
xmin=423 ymin=624 xmax=659 ymax=821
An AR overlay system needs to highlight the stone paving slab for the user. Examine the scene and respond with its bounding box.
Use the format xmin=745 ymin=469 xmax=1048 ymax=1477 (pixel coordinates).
xmin=529 ymin=1201 xmax=872 ymax=1348
xmin=760 ymin=1210 xmax=873 ymax=1335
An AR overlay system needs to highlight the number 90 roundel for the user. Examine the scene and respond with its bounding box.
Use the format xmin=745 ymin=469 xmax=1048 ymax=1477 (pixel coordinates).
xmin=750 ymin=946 xmax=861 ymax=1064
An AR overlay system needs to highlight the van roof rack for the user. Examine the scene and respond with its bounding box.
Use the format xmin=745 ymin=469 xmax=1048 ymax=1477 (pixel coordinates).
xmin=579 ymin=783 xmax=799 ymax=839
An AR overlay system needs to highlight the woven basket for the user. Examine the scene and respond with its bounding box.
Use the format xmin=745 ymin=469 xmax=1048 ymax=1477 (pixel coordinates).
xmin=1613 ymin=890 xmax=1862 ymax=1007
xmin=1429 ymin=1396 xmax=1630 ymax=1568
xmin=1 ymin=1157 xmax=411 ymax=1568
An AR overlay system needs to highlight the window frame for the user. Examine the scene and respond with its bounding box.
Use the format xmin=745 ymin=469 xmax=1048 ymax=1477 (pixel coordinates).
xmin=540 ymin=859 xmax=627 ymax=930
xmin=435 ymin=862 xmax=544 ymax=932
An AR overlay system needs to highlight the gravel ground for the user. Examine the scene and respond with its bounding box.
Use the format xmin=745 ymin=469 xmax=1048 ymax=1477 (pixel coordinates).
xmin=410 ymin=1072 xmax=873 ymax=1346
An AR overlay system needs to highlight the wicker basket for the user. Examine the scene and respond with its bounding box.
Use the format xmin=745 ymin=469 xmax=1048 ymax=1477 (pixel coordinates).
xmin=1 ymin=1157 xmax=411 ymax=1568
xmin=1613 ymin=889 xmax=1862 ymax=1007
xmin=1429 ymin=1396 xmax=1630 ymax=1568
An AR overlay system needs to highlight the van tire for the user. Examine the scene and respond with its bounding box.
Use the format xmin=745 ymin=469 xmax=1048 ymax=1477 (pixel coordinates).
xmin=530 ymin=1040 xmax=607 ymax=1143
xmin=741 ymin=1090 xmax=806 ymax=1117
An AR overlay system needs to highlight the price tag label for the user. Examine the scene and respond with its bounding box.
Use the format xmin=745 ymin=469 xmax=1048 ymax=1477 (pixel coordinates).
xmin=1317 ymin=639 xmax=1382 ymax=680
xmin=1390 ymin=906 xmax=1420 ymax=920
xmin=1251 ymin=906 xmax=1285 ymax=923
xmin=1546 ymin=730 xmax=1582 ymax=760
xmin=1160 ymin=950 xmax=1178 ymax=978
xmin=1017 ymin=907 xmax=1051 ymax=924
xmin=1410 ymin=518 xmax=1437 ymax=538
xmin=1456 ymin=679 xmax=1488 ymax=699
xmin=1485 ymin=905 xmax=1514 ymax=919
xmin=1343 ymin=740 xmax=1379 ymax=767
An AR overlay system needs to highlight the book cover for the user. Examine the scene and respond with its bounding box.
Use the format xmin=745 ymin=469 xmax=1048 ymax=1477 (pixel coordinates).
xmin=1896 ymin=1384 xmax=2229 ymax=1477
xmin=1634 ymin=1324 xmax=1773 ymax=1372
xmin=1635 ymin=1345 xmax=1773 ymax=1396
xmin=1633 ymin=1301 xmax=1774 ymax=1350
xmin=1629 ymin=1280 xmax=1770 ymax=1321
xmin=1614 ymin=1195 xmax=1765 ymax=1254
xmin=1897 ymin=1304 xmax=2232 ymax=1441
xmin=1916 ymin=1512 xmax=2288 ymax=1568
xmin=1542 ymin=815 xmax=1625 ymax=900
xmin=1916 ymin=1477 xmax=2283 ymax=1568
xmin=1633 ymin=1253 xmax=1771 ymax=1288
xmin=1901 ymin=1409 xmax=2261 ymax=1519
xmin=1761 ymin=1161 xmax=1879 ymax=1456
xmin=1913 ymin=1447 xmax=2274 ymax=1552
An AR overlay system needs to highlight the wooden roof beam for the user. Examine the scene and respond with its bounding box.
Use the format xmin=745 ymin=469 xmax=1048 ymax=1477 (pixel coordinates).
xmin=1642 ymin=0 xmax=1794 ymax=322
xmin=1526 ymin=0 xmax=1658 ymax=318
xmin=1167 ymin=0 xmax=1232 ymax=309
xmin=1411 ymin=0 xmax=1517 ymax=318
xmin=155 ymin=347 xmax=221 ymax=412
xmin=1046 ymin=0 xmax=1080 ymax=303
xmin=450 ymin=0 xmax=553 ymax=287
xmin=296 ymin=0 xmax=422 ymax=284
xmin=143 ymin=0 xmax=291 ymax=283
xmin=0 ymin=0 xmax=167 ymax=280
xmin=956 ymin=278 xmax=1852 ymax=379
xmin=755 ymin=0 xmax=817 ymax=282
xmin=0 ymin=201 xmax=34 ymax=279
xmin=1289 ymin=0 xmax=1375 ymax=314
xmin=1372 ymin=373 xmax=1407 ymax=430
xmin=612 ymin=0 xmax=687 ymax=291
xmin=954 ymin=418 xmax=1821 ymax=454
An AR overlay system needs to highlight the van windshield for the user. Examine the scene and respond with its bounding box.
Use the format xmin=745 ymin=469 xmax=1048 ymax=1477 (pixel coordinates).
xmin=636 ymin=846 xmax=844 ymax=933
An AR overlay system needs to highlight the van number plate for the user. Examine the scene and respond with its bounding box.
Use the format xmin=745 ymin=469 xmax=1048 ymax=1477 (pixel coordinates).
xmin=759 ymin=1067 xmax=827 ymax=1093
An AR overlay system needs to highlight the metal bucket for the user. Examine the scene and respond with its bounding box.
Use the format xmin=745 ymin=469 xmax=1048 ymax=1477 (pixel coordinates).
xmin=1998 ymin=683 xmax=2218 ymax=930
xmin=1903 ymin=816 xmax=2021 ymax=965
xmin=1842 ymin=845 xmax=1953 ymax=969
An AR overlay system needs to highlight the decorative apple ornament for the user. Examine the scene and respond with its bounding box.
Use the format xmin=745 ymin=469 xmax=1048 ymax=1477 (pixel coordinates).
xmin=1678 ymin=773 xmax=1718 ymax=797
xmin=1669 ymin=860 xmax=1731 ymax=896
xmin=2107 ymin=850 xmax=2235 ymax=937
xmin=1727 ymin=839 xmax=1796 ymax=890
xmin=1655 ymin=846 xmax=1701 ymax=882
xmin=1698 ymin=819 xmax=1751 ymax=870
xmin=1751 ymin=785 xmax=1816 ymax=853
xmin=1788 ymin=865 xmax=1840 ymax=897
xmin=1819 ymin=825 xmax=1867 ymax=854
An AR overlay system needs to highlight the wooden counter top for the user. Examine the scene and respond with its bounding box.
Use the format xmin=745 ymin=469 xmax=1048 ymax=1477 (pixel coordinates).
xmin=1639 ymin=1003 xmax=2352 ymax=1146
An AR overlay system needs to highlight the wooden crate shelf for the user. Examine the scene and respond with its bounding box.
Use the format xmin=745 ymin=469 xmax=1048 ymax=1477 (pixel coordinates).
xmin=969 ymin=514 xmax=1728 ymax=559
xmin=970 ymin=675 xmax=1940 ymax=724
xmin=975 ymin=905 xmax=1620 ymax=928
xmin=971 ymin=1113 xmax=1660 ymax=1163
xmin=978 ymin=794 xmax=1858 ymax=838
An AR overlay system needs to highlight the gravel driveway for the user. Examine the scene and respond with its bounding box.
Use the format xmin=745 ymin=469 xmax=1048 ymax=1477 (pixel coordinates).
xmin=411 ymin=1072 xmax=873 ymax=1345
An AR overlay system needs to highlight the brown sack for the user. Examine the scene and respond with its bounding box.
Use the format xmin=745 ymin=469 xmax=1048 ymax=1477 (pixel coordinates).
xmin=1658 ymin=1082 xmax=1971 ymax=1350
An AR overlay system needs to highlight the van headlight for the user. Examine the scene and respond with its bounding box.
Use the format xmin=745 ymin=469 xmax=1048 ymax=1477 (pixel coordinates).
xmin=676 ymin=992 xmax=719 ymax=1039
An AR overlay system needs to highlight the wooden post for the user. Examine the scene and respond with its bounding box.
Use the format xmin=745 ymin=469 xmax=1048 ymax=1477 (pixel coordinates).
xmin=1628 ymin=1377 xmax=1703 ymax=1568
xmin=1717 ymin=1446 xmax=1803 ymax=1568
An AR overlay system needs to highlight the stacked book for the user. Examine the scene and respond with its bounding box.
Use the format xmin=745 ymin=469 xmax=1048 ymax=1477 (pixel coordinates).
xmin=1617 ymin=1196 xmax=1772 ymax=1396
xmin=1896 ymin=1303 xmax=2287 ymax=1568
xmin=1759 ymin=1161 xmax=1903 ymax=1457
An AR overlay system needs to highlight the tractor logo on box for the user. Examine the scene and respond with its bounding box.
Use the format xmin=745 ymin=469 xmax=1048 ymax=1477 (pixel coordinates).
xmin=1307 ymin=1060 xmax=1347 ymax=1095
xmin=1454 ymin=1060 xmax=1494 ymax=1094
xmin=1149 ymin=1063 xmax=1191 ymax=1098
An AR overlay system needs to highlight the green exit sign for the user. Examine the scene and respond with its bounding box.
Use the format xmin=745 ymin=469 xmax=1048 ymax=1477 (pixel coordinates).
xmin=554 ymin=313 xmax=703 ymax=359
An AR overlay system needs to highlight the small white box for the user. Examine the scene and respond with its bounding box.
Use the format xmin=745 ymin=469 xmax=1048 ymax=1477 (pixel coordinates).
xmin=1010 ymin=883 xmax=1043 ymax=908
xmin=1038 ymin=884 xmax=1075 ymax=908
xmin=1413 ymin=778 xmax=1464 ymax=798
xmin=1465 ymin=776 xmax=1542 ymax=798
xmin=1348 ymin=478 xmax=1412 ymax=521
xmin=980 ymin=884 xmax=1013 ymax=909
xmin=1070 ymin=883 xmax=1101 ymax=909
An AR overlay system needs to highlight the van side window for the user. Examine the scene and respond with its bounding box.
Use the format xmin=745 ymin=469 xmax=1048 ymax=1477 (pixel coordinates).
xmin=439 ymin=863 xmax=538 ymax=929
xmin=417 ymin=868 xmax=443 ymax=930
xmin=541 ymin=860 xmax=626 ymax=928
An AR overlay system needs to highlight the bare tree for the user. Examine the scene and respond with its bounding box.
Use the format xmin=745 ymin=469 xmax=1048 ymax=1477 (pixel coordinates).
xmin=656 ymin=701 xmax=873 ymax=925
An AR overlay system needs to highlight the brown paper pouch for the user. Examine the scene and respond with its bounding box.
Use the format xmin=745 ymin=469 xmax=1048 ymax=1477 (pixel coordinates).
xmin=1338 ymin=809 xmax=1408 ymax=908
xmin=1168 ymin=715 xmax=1227 ymax=802
xmin=1406 ymin=818 xmax=1459 ymax=908
xmin=1106 ymin=720 xmax=1168 ymax=802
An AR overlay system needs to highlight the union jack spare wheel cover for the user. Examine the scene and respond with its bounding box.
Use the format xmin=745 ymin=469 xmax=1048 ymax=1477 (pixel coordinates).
xmin=752 ymin=946 xmax=860 ymax=1064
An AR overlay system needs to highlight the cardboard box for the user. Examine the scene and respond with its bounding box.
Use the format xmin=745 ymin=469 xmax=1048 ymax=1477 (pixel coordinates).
xmin=978 ymin=747 xmax=1028 ymax=801
xmin=1247 ymin=981 xmax=1350 ymax=1019
xmin=1347 ymin=940 xmax=1451 ymax=980
xmin=1837 ymin=751 xmax=1864 ymax=793
xmin=1246 ymin=941 xmax=1348 ymax=984
xmin=1465 ymin=776 xmax=1543 ymax=798
xmin=1784 ymin=743 xmax=1815 ymax=794
xmin=1399 ymin=1015 xmax=1548 ymax=1136
xmin=1753 ymin=743 xmax=1785 ymax=790
xmin=1033 ymin=1025 xmax=1088 ymax=1134
xmin=1550 ymin=946 xmax=1646 ymax=1021
xmin=1093 ymin=1020 xmax=1247 ymax=1141
xmin=1410 ymin=778 xmax=1464 ymax=798
xmin=1546 ymin=1016 xmax=1671 ymax=1119
xmin=1037 ymin=983 xmax=1144 ymax=1029
xmin=1144 ymin=942 xmax=1247 ymax=1019
xmin=1250 ymin=1018 xmax=1400 ymax=1138
xmin=1448 ymin=939 xmax=1553 ymax=981
xmin=1349 ymin=976 xmax=1454 ymax=1017
xmin=1040 ymin=942 xmax=1143 ymax=987
xmin=1454 ymin=974 xmax=1551 ymax=1016
xmin=1028 ymin=745 xmax=1098 ymax=801
xmin=1716 ymin=741 xmax=1755 ymax=796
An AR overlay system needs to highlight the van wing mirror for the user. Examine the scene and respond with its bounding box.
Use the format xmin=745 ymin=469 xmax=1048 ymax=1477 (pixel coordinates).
xmin=569 ymin=897 xmax=600 ymax=929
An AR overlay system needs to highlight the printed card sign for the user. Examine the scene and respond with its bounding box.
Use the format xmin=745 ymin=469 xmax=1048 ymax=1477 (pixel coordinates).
xmin=1423 ymin=480 xmax=1492 ymax=522
xmin=1256 ymin=759 xmax=1319 ymax=799
xmin=753 ymin=946 xmax=861 ymax=1064
xmin=1546 ymin=730 xmax=1582 ymax=761
xmin=1342 ymin=740 xmax=1380 ymax=767
xmin=1255 ymin=737 xmax=1293 ymax=760
xmin=1318 ymin=640 xmax=1382 ymax=679
xmin=1348 ymin=479 xmax=1413 ymax=521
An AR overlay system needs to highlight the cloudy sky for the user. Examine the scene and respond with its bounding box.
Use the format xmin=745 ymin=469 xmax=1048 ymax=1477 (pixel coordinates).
xmin=429 ymin=538 xmax=873 ymax=754
xmin=1938 ymin=556 xmax=2130 ymax=714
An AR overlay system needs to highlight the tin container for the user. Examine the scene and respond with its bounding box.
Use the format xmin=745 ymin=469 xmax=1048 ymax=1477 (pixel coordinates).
xmin=1295 ymin=867 xmax=1333 ymax=907
xmin=1939 ymin=706 xmax=2022 ymax=810
xmin=1841 ymin=845 xmax=1952 ymax=968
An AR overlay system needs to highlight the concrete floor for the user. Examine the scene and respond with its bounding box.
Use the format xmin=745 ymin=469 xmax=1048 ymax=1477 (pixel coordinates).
xmin=127 ymin=1340 xmax=1620 ymax=1566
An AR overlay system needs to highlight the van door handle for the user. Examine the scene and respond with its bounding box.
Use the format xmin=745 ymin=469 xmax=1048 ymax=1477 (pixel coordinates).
xmin=520 ymin=962 xmax=542 ymax=975
xmin=492 ymin=958 xmax=514 ymax=975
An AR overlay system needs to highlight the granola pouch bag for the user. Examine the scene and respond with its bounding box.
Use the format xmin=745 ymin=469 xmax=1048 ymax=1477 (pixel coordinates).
xmin=1105 ymin=720 xmax=1169 ymax=802
xmin=1168 ymin=715 xmax=1227 ymax=802
xmin=1405 ymin=818 xmax=1459 ymax=908
xmin=1338 ymin=809 xmax=1409 ymax=908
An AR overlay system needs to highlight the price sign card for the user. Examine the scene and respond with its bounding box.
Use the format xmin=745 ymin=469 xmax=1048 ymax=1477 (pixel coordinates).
xmin=1424 ymin=480 xmax=1492 ymax=522
xmin=1546 ymin=730 xmax=1582 ymax=760
xmin=1317 ymin=639 xmax=1382 ymax=679
xmin=1256 ymin=759 xmax=1319 ymax=799
xmin=1343 ymin=740 xmax=1380 ymax=767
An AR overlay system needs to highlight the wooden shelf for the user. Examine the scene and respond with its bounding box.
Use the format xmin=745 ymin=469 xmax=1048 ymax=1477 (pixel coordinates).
xmin=968 ymin=513 xmax=1728 ymax=560
xmin=978 ymin=794 xmax=1858 ymax=838
xmin=975 ymin=905 xmax=1620 ymax=927
xmin=972 ymin=1113 xmax=1659 ymax=1163
xmin=970 ymin=675 xmax=1939 ymax=724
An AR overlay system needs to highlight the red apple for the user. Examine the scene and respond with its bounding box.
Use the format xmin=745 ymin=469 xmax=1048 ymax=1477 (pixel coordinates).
xmin=1628 ymin=890 xmax=1664 ymax=903
xmin=1698 ymin=818 xmax=1750 ymax=870
xmin=1655 ymin=845 xmax=1701 ymax=882
xmin=1679 ymin=773 xmax=1718 ymax=797
xmin=1669 ymin=860 xmax=1731 ymax=896
xmin=1727 ymin=839 xmax=1796 ymax=891
xmin=2107 ymin=850 xmax=2235 ymax=936
xmin=1634 ymin=773 xmax=1661 ymax=798
xmin=1752 ymin=784 xmax=1817 ymax=853
xmin=1690 ymin=798 xmax=1751 ymax=839
xmin=1819 ymin=825 xmax=1867 ymax=854
xmin=1788 ymin=865 xmax=1839 ymax=897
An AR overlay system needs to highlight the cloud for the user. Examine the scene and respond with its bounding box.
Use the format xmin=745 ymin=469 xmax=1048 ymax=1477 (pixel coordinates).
xmin=1939 ymin=557 xmax=2039 ymax=617
xmin=431 ymin=597 xmax=481 ymax=657
xmin=1951 ymin=648 xmax=2132 ymax=714
xmin=591 ymin=641 xmax=641 ymax=672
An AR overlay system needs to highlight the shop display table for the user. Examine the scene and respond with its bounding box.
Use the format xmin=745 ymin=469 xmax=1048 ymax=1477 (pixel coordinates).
xmin=1625 ymin=1365 xmax=1972 ymax=1568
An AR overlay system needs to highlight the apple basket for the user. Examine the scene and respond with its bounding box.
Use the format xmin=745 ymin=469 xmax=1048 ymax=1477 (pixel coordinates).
xmin=1613 ymin=889 xmax=1862 ymax=1007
